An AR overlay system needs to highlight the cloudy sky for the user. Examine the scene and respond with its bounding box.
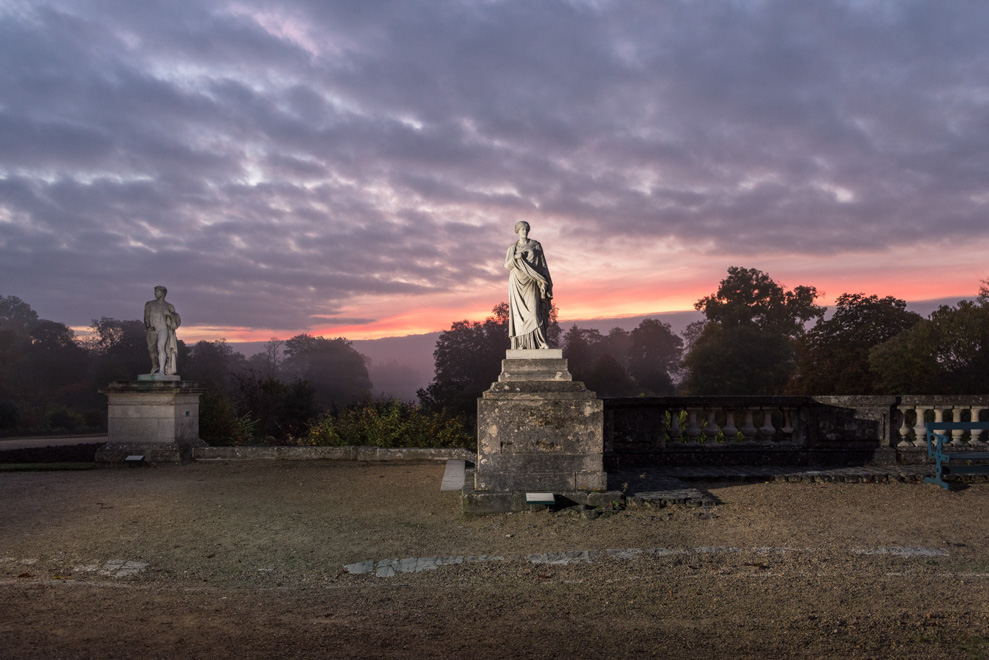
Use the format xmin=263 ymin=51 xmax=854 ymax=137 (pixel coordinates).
xmin=2 ymin=0 xmax=988 ymax=342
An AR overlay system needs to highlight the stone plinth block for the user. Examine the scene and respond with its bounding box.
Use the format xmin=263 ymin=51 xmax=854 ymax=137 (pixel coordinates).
xmin=97 ymin=380 xmax=206 ymax=464
xmin=473 ymin=351 xmax=607 ymax=499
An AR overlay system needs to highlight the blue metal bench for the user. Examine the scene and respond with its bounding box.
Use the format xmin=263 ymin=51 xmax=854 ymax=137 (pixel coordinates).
xmin=925 ymin=421 xmax=989 ymax=490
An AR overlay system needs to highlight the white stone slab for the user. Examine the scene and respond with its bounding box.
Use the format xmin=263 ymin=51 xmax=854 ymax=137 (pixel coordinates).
xmin=440 ymin=459 xmax=466 ymax=491
xmin=505 ymin=348 xmax=563 ymax=360
xmin=525 ymin=492 xmax=556 ymax=504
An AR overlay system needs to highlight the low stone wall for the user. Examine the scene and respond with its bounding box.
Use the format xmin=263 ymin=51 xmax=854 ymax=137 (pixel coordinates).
xmin=194 ymin=445 xmax=474 ymax=463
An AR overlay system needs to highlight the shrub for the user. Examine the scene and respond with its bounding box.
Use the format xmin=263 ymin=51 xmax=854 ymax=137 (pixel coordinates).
xmin=45 ymin=405 xmax=86 ymax=433
xmin=200 ymin=389 xmax=257 ymax=446
xmin=305 ymin=399 xmax=473 ymax=450
xmin=0 ymin=399 xmax=19 ymax=431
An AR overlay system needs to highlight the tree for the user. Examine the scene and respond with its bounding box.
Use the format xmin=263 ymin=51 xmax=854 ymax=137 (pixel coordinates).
xmin=793 ymin=293 xmax=922 ymax=394
xmin=561 ymin=320 xmax=682 ymax=396
xmin=0 ymin=295 xmax=39 ymax=334
xmin=230 ymin=372 xmax=318 ymax=443
xmin=628 ymin=318 xmax=682 ymax=395
xmin=869 ymin=291 xmax=989 ymax=394
xmin=683 ymin=323 xmax=796 ymax=395
xmin=562 ymin=325 xmax=605 ymax=385
xmin=282 ymin=334 xmax=372 ymax=410
xmin=0 ymin=297 xmax=96 ymax=431
xmin=184 ymin=340 xmax=247 ymax=392
xmin=585 ymin=353 xmax=637 ymax=396
xmin=0 ymin=296 xmax=39 ymax=404
xmin=683 ymin=267 xmax=824 ymax=394
xmin=87 ymin=317 xmax=151 ymax=387
xmin=25 ymin=320 xmax=90 ymax=402
xmin=246 ymin=338 xmax=283 ymax=379
xmin=695 ymin=266 xmax=823 ymax=336
xmin=418 ymin=304 xmax=510 ymax=420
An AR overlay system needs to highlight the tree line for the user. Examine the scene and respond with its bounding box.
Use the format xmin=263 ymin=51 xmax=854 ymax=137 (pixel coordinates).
xmin=4 ymin=266 xmax=988 ymax=440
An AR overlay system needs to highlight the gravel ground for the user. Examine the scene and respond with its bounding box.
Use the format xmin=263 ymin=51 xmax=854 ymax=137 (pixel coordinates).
xmin=2 ymin=460 xmax=989 ymax=659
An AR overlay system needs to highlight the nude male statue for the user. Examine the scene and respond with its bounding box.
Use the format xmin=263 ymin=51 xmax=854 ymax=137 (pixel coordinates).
xmin=144 ymin=285 xmax=181 ymax=375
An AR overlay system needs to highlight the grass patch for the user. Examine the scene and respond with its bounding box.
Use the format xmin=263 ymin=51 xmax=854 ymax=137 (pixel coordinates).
xmin=0 ymin=462 xmax=97 ymax=472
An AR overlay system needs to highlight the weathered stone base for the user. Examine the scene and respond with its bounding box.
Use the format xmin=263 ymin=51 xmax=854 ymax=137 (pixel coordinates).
xmin=97 ymin=380 xmax=205 ymax=464
xmin=471 ymin=350 xmax=608 ymax=511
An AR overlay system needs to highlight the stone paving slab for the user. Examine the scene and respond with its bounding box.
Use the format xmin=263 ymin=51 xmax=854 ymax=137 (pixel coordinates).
xmin=344 ymin=544 xmax=955 ymax=578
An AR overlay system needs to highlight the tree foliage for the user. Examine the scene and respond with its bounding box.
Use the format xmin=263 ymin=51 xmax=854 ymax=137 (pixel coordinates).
xmin=0 ymin=297 xmax=98 ymax=431
xmin=869 ymin=293 xmax=989 ymax=394
xmin=683 ymin=267 xmax=823 ymax=395
xmin=282 ymin=334 xmax=372 ymax=410
xmin=695 ymin=266 xmax=824 ymax=336
xmin=793 ymin=293 xmax=922 ymax=394
xmin=418 ymin=304 xmax=510 ymax=420
xmin=184 ymin=340 xmax=247 ymax=393
xmin=87 ymin=317 xmax=155 ymax=387
xmin=684 ymin=323 xmax=796 ymax=395
xmin=560 ymin=319 xmax=681 ymax=396
xmin=628 ymin=319 xmax=683 ymax=395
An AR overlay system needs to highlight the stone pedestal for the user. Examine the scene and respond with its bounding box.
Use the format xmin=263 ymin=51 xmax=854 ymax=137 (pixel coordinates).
xmin=96 ymin=380 xmax=206 ymax=464
xmin=465 ymin=349 xmax=618 ymax=514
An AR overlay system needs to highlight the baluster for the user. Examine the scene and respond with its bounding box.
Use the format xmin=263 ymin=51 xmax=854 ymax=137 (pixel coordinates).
xmin=759 ymin=408 xmax=777 ymax=440
xmin=780 ymin=408 xmax=796 ymax=443
xmin=971 ymin=407 xmax=987 ymax=445
xmin=932 ymin=408 xmax=945 ymax=448
xmin=896 ymin=407 xmax=912 ymax=447
xmin=685 ymin=408 xmax=702 ymax=443
xmin=704 ymin=409 xmax=720 ymax=443
xmin=723 ymin=409 xmax=739 ymax=442
xmin=912 ymin=406 xmax=930 ymax=448
xmin=741 ymin=408 xmax=758 ymax=441
xmin=668 ymin=408 xmax=682 ymax=443
xmin=950 ymin=408 xmax=965 ymax=446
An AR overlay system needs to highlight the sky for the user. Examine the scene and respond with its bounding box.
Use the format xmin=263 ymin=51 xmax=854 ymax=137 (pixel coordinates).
xmin=2 ymin=0 xmax=988 ymax=343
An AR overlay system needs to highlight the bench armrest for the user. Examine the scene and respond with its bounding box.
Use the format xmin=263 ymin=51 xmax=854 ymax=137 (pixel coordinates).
xmin=926 ymin=429 xmax=949 ymax=457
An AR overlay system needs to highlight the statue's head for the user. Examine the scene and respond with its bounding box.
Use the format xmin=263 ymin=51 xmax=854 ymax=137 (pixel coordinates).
xmin=514 ymin=221 xmax=530 ymax=235
xmin=154 ymin=285 xmax=167 ymax=298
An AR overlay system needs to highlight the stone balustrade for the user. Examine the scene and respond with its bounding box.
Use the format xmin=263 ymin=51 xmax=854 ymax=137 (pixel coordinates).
xmin=603 ymin=395 xmax=989 ymax=468
xmin=894 ymin=396 xmax=989 ymax=448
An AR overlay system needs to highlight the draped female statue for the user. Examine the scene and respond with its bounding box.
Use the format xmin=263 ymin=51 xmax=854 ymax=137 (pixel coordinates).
xmin=504 ymin=221 xmax=553 ymax=349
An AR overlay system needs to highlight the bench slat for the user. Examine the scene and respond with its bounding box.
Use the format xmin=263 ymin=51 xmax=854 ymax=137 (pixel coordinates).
xmin=944 ymin=465 xmax=989 ymax=475
xmin=926 ymin=422 xmax=989 ymax=431
xmin=944 ymin=452 xmax=989 ymax=461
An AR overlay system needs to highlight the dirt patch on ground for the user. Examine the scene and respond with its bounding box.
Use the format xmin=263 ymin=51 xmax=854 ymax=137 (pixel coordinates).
xmin=2 ymin=461 xmax=989 ymax=658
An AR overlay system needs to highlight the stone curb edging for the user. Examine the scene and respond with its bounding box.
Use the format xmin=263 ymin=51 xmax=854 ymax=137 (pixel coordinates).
xmin=614 ymin=465 xmax=986 ymax=485
xmin=193 ymin=445 xmax=474 ymax=463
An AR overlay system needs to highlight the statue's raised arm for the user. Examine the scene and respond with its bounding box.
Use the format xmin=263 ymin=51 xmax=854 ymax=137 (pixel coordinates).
xmin=505 ymin=221 xmax=553 ymax=350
